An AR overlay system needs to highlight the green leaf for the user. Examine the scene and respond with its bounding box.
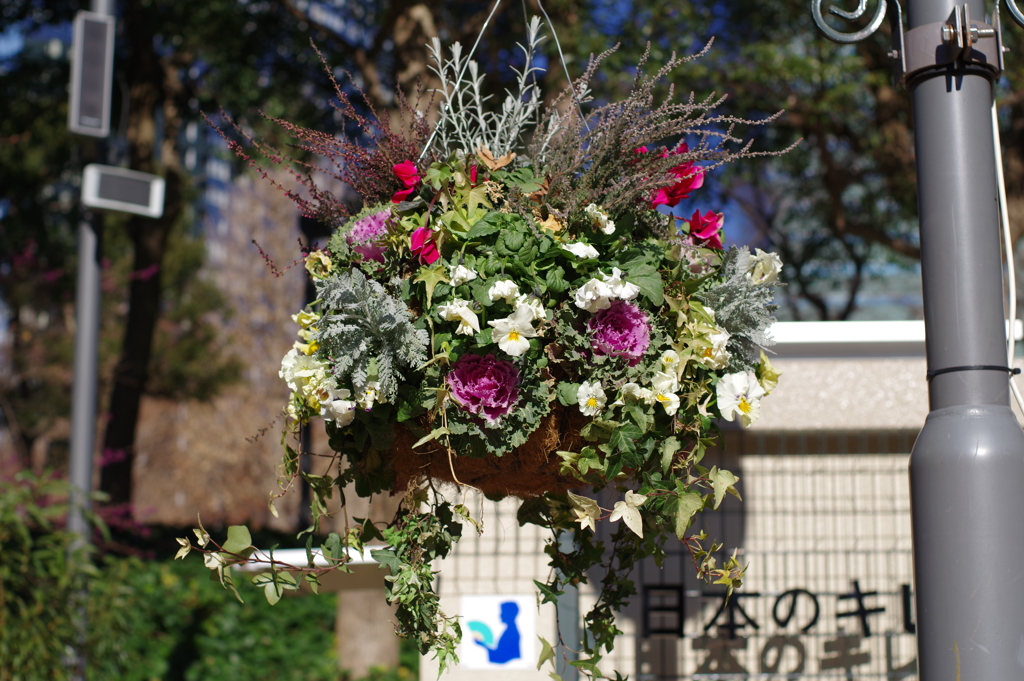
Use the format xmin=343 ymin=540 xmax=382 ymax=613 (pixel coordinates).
xmin=263 ymin=580 xmax=283 ymax=605
xmin=660 ymin=436 xmax=681 ymax=472
xmin=557 ymin=382 xmax=580 ymax=406
xmin=624 ymin=263 xmax=664 ymax=305
xmin=537 ymin=636 xmax=555 ymax=670
xmin=412 ymin=427 xmax=450 ymax=449
xmin=674 ymin=491 xmax=705 ymax=540
xmin=465 ymin=214 xmax=502 ymax=240
xmin=534 ymin=579 xmax=564 ymax=604
xmin=414 ymin=263 xmax=450 ymax=309
xmin=569 ymin=658 xmax=603 ymax=676
xmin=222 ymin=525 xmax=252 ymax=556
xmin=545 ymin=266 xmax=568 ymax=293
xmin=370 ymin=548 xmax=401 ymax=574
xmin=305 ymin=573 xmax=321 ymax=595
xmin=708 ymin=466 xmax=741 ymax=509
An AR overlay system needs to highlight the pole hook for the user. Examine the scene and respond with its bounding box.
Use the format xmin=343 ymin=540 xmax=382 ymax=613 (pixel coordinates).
xmin=811 ymin=0 xmax=888 ymax=42
xmin=1005 ymin=0 xmax=1024 ymax=29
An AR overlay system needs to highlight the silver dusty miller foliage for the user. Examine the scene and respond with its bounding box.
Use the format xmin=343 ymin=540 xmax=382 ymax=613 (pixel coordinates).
xmin=313 ymin=270 xmax=428 ymax=402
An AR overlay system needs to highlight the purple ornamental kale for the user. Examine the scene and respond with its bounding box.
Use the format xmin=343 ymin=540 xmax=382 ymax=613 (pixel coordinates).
xmin=447 ymin=353 xmax=521 ymax=425
xmin=346 ymin=209 xmax=391 ymax=263
xmin=587 ymin=300 xmax=651 ymax=366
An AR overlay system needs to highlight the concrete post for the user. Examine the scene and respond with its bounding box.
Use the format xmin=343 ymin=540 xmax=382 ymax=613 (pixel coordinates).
xmin=905 ymin=0 xmax=1024 ymax=677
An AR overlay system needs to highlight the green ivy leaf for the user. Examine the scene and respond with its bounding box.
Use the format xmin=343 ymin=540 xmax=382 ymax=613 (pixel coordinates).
xmin=533 ymin=579 xmax=565 ymax=604
xmin=660 ymin=436 xmax=681 ymax=472
xmin=708 ymin=466 xmax=741 ymax=509
xmin=370 ymin=548 xmax=401 ymax=575
xmin=674 ymin=491 xmax=705 ymax=540
xmin=414 ymin=263 xmax=450 ymax=308
xmin=537 ymin=636 xmax=555 ymax=670
xmin=222 ymin=525 xmax=252 ymax=556
xmin=412 ymin=427 xmax=450 ymax=449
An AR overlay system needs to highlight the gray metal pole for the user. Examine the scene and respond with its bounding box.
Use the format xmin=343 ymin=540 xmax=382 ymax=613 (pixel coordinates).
xmin=555 ymin=532 xmax=579 ymax=681
xmin=67 ymin=0 xmax=113 ymax=551
xmin=906 ymin=0 xmax=1024 ymax=677
xmin=67 ymin=210 xmax=102 ymax=546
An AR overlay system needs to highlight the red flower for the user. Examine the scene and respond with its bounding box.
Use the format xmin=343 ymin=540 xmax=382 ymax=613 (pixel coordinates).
xmin=410 ymin=227 xmax=440 ymax=264
xmin=392 ymin=161 xmax=421 ymax=203
xmin=643 ymin=144 xmax=704 ymax=208
xmin=685 ymin=209 xmax=724 ymax=250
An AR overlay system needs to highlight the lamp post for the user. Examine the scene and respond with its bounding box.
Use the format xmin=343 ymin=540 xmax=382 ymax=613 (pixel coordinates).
xmin=813 ymin=1 xmax=1024 ymax=677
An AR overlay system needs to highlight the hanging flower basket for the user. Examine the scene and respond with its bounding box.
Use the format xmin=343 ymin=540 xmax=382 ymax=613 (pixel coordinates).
xmin=182 ymin=17 xmax=787 ymax=678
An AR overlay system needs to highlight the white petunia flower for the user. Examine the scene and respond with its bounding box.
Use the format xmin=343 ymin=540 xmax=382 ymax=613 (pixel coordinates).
xmin=612 ymin=382 xmax=655 ymax=407
xmin=279 ymin=348 xmax=322 ymax=393
xmin=577 ymin=381 xmax=607 ymax=417
xmin=700 ymin=327 xmax=731 ymax=369
xmin=488 ymin=279 xmax=520 ymax=304
xmin=609 ymin=490 xmax=648 ymax=537
xmin=746 ymin=248 xmax=783 ymax=285
xmin=659 ymin=349 xmax=681 ymax=375
xmin=291 ymin=310 xmax=321 ymax=329
xmin=448 ymin=264 xmax=478 ymax=286
xmin=487 ymin=305 xmax=538 ymax=356
xmin=717 ymin=370 xmax=767 ymax=427
xmin=584 ymin=203 xmax=616 ymax=235
xmin=574 ymin=278 xmax=616 ymax=312
xmin=516 ymin=294 xmax=547 ymax=322
xmin=322 ymin=389 xmax=357 ymax=426
xmin=651 ymin=371 xmax=681 ymax=416
xmin=357 ymin=381 xmax=383 ymax=410
xmin=436 ymin=298 xmax=480 ymax=335
xmin=601 ymin=267 xmax=640 ymax=300
xmin=562 ymin=242 xmax=600 ymax=260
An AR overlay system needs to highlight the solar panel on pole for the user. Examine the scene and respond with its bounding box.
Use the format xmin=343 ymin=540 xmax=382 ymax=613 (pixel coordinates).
xmin=68 ymin=11 xmax=114 ymax=138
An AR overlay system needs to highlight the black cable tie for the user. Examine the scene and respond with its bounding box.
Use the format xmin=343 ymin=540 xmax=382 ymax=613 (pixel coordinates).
xmin=926 ymin=365 xmax=1022 ymax=381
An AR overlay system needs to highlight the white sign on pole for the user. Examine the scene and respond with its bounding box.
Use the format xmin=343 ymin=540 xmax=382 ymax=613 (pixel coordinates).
xmin=82 ymin=164 xmax=165 ymax=218
xmin=459 ymin=594 xmax=536 ymax=670
xmin=68 ymin=11 xmax=115 ymax=138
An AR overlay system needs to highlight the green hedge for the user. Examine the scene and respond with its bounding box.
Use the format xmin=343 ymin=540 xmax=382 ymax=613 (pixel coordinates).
xmin=0 ymin=472 xmax=416 ymax=681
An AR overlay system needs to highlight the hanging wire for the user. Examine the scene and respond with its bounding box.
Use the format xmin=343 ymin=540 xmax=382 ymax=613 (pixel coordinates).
xmin=991 ymin=99 xmax=1024 ymax=416
xmin=534 ymin=0 xmax=590 ymax=132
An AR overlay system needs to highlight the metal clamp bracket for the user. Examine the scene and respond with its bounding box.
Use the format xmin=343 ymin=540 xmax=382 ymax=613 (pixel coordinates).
xmin=891 ymin=3 xmax=1004 ymax=86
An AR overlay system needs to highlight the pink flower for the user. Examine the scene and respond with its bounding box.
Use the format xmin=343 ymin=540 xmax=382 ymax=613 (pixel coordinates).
xmin=644 ymin=144 xmax=704 ymax=208
xmin=587 ymin=300 xmax=651 ymax=366
xmin=392 ymin=161 xmax=421 ymax=203
xmin=685 ymin=209 xmax=724 ymax=250
xmin=410 ymin=227 xmax=440 ymax=264
xmin=347 ymin=209 xmax=390 ymax=263
xmin=469 ymin=165 xmax=478 ymax=185
xmin=447 ymin=353 xmax=521 ymax=424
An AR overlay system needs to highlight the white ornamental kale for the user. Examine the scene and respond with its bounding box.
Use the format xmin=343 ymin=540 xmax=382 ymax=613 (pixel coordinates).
xmin=313 ymin=269 xmax=428 ymax=403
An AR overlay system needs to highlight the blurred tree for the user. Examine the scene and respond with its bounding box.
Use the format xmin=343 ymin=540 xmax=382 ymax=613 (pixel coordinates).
xmin=574 ymin=0 xmax=922 ymax=320
xmin=0 ymin=0 xmax=580 ymax=512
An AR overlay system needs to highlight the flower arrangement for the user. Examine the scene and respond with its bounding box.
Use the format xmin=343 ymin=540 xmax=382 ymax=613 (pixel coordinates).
xmin=182 ymin=18 xmax=785 ymax=677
